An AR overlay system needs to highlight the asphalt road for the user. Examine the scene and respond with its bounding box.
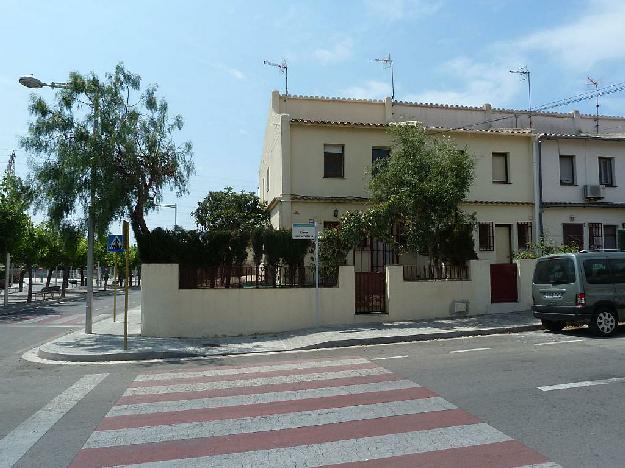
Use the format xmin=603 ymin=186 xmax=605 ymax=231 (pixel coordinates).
xmin=1 ymin=303 xmax=625 ymax=467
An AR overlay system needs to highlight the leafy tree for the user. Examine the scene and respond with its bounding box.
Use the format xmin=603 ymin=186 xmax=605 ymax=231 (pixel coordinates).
xmin=14 ymin=221 xmax=48 ymax=302
xmin=369 ymin=123 xmax=475 ymax=262
xmin=0 ymin=173 xmax=29 ymax=274
xmin=21 ymin=63 xmax=194 ymax=240
xmin=58 ymin=223 xmax=83 ymax=297
xmin=193 ymin=187 xmax=269 ymax=232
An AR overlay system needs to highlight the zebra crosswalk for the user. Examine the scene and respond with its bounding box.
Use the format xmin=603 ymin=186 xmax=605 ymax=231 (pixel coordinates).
xmin=70 ymin=357 xmax=559 ymax=468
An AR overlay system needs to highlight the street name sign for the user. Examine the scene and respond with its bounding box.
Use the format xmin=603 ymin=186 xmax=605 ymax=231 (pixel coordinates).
xmin=107 ymin=234 xmax=125 ymax=252
xmin=292 ymin=223 xmax=316 ymax=240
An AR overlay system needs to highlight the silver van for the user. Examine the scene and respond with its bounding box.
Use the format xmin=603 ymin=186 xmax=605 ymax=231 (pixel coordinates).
xmin=532 ymin=251 xmax=625 ymax=337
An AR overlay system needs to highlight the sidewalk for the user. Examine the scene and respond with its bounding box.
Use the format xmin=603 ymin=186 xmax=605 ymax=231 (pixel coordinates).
xmin=34 ymin=307 xmax=543 ymax=362
xmin=2 ymin=284 xmax=129 ymax=313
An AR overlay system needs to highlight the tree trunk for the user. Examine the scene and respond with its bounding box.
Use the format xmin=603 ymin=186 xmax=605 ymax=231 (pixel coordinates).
xmin=18 ymin=269 xmax=25 ymax=292
xmin=131 ymin=202 xmax=150 ymax=240
xmin=137 ymin=267 xmax=141 ymax=287
xmin=46 ymin=269 xmax=53 ymax=287
xmin=27 ymin=266 xmax=33 ymax=303
xmin=80 ymin=267 xmax=85 ymax=286
xmin=61 ymin=266 xmax=69 ymax=298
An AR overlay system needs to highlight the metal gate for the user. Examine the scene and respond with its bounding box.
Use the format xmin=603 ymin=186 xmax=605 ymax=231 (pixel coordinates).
xmin=353 ymin=238 xmax=396 ymax=313
xmin=490 ymin=263 xmax=518 ymax=303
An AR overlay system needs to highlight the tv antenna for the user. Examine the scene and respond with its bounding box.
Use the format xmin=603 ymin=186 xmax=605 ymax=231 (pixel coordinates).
xmin=587 ymin=76 xmax=600 ymax=134
xmin=264 ymin=59 xmax=288 ymax=95
xmin=509 ymin=66 xmax=531 ymax=127
xmin=374 ymin=53 xmax=395 ymax=100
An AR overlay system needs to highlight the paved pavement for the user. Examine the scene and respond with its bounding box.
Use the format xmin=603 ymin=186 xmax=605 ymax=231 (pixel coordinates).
xmin=67 ymin=357 xmax=558 ymax=467
xmin=32 ymin=308 xmax=542 ymax=362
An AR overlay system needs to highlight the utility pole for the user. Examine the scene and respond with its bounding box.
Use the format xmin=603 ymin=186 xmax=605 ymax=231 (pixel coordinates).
xmin=374 ymin=53 xmax=395 ymax=101
xmin=264 ymin=59 xmax=288 ymax=95
xmin=510 ymin=66 xmax=531 ymax=127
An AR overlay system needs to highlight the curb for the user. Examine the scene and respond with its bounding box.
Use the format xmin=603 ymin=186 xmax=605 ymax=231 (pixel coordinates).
xmin=37 ymin=347 xmax=199 ymax=362
xmin=35 ymin=323 xmax=543 ymax=363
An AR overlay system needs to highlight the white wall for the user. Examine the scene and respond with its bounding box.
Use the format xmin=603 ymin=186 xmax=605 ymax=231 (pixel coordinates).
xmin=142 ymin=264 xmax=356 ymax=338
xmin=142 ymin=260 xmax=533 ymax=338
xmin=541 ymin=138 xmax=625 ymax=204
xmin=542 ymin=207 xmax=625 ymax=249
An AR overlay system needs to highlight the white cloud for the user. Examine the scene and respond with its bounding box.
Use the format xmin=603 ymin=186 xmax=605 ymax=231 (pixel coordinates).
xmin=404 ymin=57 xmax=525 ymax=107
xmin=313 ymin=38 xmax=353 ymax=65
xmin=518 ymin=0 xmax=625 ymax=69
xmin=222 ymin=66 xmax=246 ymax=81
xmin=364 ymin=0 xmax=442 ymax=22
xmin=341 ymin=80 xmax=391 ymax=99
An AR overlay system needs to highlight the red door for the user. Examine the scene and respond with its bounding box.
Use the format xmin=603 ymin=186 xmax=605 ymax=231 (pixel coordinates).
xmin=490 ymin=264 xmax=518 ymax=303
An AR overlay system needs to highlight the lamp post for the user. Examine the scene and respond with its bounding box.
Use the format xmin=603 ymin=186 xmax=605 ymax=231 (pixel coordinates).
xmin=159 ymin=203 xmax=177 ymax=228
xmin=19 ymin=74 xmax=97 ymax=334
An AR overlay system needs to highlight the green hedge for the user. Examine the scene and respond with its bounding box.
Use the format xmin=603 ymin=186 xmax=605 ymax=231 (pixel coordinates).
xmin=137 ymin=227 xmax=310 ymax=267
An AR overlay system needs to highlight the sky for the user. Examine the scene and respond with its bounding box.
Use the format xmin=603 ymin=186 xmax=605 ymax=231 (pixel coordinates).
xmin=1 ymin=0 xmax=625 ymax=233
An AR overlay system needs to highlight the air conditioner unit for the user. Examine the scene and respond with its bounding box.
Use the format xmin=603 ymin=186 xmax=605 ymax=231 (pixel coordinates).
xmin=584 ymin=184 xmax=604 ymax=199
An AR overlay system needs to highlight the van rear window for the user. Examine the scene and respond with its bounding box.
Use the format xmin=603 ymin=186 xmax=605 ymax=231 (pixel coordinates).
xmin=533 ymin=258 xmax=576 ymax=285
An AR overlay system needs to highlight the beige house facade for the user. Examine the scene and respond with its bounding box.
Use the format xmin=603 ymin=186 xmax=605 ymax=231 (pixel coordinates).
xmin=259 ymin=91 xmax=625 ymax=267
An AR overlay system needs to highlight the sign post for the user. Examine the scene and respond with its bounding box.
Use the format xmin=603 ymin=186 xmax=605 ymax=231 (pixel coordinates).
xmin=107 ymin=235 xmax=125 ymax=322
xmin=292 ymin=223 xmax=320 ymax=326
xmin=123 ymin=221 xmax=129 ymax=351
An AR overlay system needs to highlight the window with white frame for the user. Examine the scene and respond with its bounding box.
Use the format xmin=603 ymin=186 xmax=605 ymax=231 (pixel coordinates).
xmin=492 ymin=152 xmax=509 ymax=183
xmin=599 ymin=157 xmax=615 ymax=186
xmin=324 ymin=144 xmax=345 ymax=178
xmin=559 ymin=155 xmax=575 ymax=185
xmin=478 ymin=222 xmax=494 ymax=251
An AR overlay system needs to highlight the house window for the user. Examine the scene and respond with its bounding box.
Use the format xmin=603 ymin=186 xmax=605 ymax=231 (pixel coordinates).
xmin=323 ymin=221 xmax=340 ymax=230
xmin=517 ymin=222 xmax=532 ymax=250
xmin=599 ymin=157 xmax=614 ymax=186
xmin=371 ymin=147 xmax=391 ymax=175
xmin=492 ymin=152 xmax=509 ymax=183
xmin=563 ymin=223 xmax=584 ymax=250
xmin=478 ymin=222 xmax=494 ymax=251
xmin=324 ymin=144 xmax=344 ymax=178
xmin=559 ymin=155 xmax=575 ymax=185
xmin=604 ymin=225 xmax=617 ymax=249
xmin=589 ymin=223 xmax=603 ymax=250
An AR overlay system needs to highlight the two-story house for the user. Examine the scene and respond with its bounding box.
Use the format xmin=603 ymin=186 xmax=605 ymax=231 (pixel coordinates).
xmin=259 ymin=91 xmax=625 ymax=269
xmin=539 ymin=134 xmax=625 ymax=250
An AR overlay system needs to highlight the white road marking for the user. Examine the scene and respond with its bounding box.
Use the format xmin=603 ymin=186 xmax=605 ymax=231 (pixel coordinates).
xmin=124 ymin=367 xmax=390 ymax=396
xmin=117 ymin=423 xmax=509 ymax=468
xmin=450 ymin=347 xmax=492 ymax=354
xmin=371 ymin=355 xmax=409 ymax=361
xmin=108 ymin=380 xmax=420 ymax=417
xmin=85 ymin=397 xmax=456 ymax=448
xmin=135 ymin=358 xmax=370 ymax=381
xmin=538 ymin=376 xmax=625 ymax=392
xmin=534 ymin=339 xmax=584 ymax=346
xmin=0 ymin=373 xmax=108 ymax=467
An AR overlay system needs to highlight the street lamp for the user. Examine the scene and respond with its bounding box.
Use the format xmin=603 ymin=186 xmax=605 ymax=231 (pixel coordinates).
xmin=159 ymin=203 xmax=177 ymax=228
xmin=19 ymin=74 xmax=97 ymax=334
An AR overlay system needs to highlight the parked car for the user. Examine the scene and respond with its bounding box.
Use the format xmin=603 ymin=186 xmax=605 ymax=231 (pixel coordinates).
xmin=532 ymin=251 xmax=625 ymax=337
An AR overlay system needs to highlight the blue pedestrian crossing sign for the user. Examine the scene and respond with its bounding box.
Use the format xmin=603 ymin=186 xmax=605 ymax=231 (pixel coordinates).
xmin=107 ymin=234 xmax=125 ymax=252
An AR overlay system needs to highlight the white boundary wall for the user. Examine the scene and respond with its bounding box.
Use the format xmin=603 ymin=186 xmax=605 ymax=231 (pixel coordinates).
xmin=142 ymin=260 xmax=537 ymax=338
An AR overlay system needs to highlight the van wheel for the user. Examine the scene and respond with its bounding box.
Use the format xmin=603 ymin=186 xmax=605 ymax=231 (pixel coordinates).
xmin=590 ymin=309 xmax=618 ymax=337
xmin=541 ymin=320 xmax=565 ymax=332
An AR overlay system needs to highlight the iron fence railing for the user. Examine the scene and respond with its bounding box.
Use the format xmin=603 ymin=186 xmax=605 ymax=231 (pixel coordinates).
xmin=179 ymin=264 xmax=338 ymax=289
xmin=403 ymin=263 xmax=469 ymax=281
